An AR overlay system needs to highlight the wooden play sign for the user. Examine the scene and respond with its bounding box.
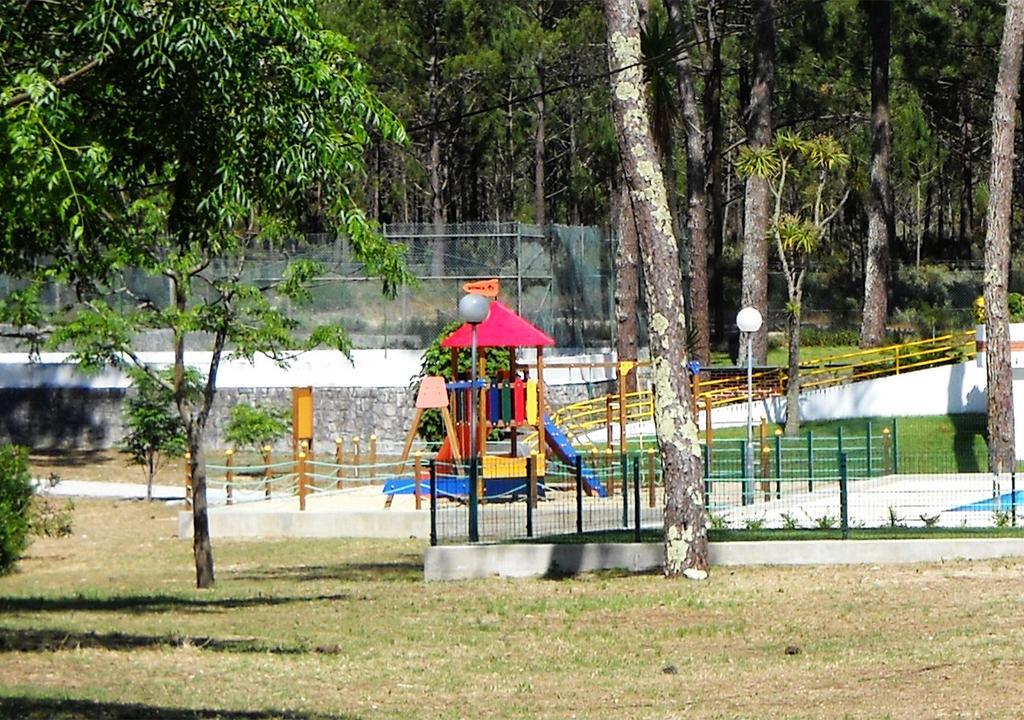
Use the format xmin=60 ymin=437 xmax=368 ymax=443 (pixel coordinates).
xmin=462 ymin=278 xmax=499 ymax=298
xmin=415 ymin=375 xmax=449 ymax=409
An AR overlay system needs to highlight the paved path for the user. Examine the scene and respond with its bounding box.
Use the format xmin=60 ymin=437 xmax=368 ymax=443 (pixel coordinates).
xmin=35 ymin=479 xmax=192 ymax=502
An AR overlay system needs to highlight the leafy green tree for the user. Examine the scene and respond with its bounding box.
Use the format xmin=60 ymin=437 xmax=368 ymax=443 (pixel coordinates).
xmin=121 ymin=368 xmax=192 ymax=502
xmin=0 ymin=446 xmax=33 ymax=575
xmin=1 ymin=0 xmax=408 ymax=588
xmin=225 ymin=404 xmax=292 ymax=455
xmin=738 ymin=131 xmax=850 ymax=436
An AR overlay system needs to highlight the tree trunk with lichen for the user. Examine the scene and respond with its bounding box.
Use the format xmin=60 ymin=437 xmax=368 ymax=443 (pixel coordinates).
xmin=741 ymin=0 xmax=774 ymax=364
xmin=613 ymin=179 xmax=640 ymax=395
xmin=604 ymin=0 xmax=708 ymax=578
xmin=984 ymin=0 xmax=1024 ymax=473
xmin=664 ymin=0 xmax=711 ymax=366
xmin=860 ymin=0 xmax=893 ymax=349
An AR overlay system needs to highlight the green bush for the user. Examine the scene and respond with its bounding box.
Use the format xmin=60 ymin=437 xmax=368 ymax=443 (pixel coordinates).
xmin=0 ymin=445 xmax=33 ymax=575
xmin=29 ymin=497 xmax=75 ymax=538
xmin=225 ymin=403 xmax=291 ymax=453
xmin=799 ymin=327 xmax=859 ymax=347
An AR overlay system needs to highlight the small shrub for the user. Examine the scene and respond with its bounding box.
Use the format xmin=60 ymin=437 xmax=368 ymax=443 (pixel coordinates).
xmin=977 ymin=293 xmax=1024 ymax=324
xmin=780 ymin=512 xmax=800 ymax=530
xmin=800 ymin=327 xmax=859 ymax=347
xmin=29 ymin=497 xmax=74 ymax=538
xmin=744 ymin=517 xmax=766 ymax=530
xmin=813 ymin=513 xmax=838 ymax=530
xmin=225 ymin=403 xmax=291 ymax=453
xmin=1010 ymin=293 xmax=1024 ymax=322
xmin=993 ymin=509 xmax=1012 ymax=528
xmin=709 ymin=513 xmax=728 ymax=530
xmin=0 ymin=445 xmax=33 ymax=575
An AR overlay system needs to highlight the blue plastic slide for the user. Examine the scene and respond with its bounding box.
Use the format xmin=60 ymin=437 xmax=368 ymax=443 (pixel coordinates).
xmin=543 ymin=415 xmax=607 ymax=497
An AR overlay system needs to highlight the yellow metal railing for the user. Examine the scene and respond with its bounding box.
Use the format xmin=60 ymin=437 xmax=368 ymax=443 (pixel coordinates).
xmin=539 ymin=331 xmax=975 ymax=445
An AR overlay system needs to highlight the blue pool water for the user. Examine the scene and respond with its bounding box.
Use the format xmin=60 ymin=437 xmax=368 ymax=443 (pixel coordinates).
xmin=951 ymin=490 xmax=1024 ymax=512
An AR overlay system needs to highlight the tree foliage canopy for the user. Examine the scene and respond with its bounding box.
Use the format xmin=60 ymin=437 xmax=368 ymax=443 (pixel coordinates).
xmin=2 ymin=0 xmax=411 ymax=587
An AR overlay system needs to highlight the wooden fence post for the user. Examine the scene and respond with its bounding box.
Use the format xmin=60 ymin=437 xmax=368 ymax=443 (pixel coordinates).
xmin=184 ymin=452 xmax=192 ymax=510
xmin=225 ymin=448 xmax=234 ymax=505
xmin=263 ymin=445 xmax=272 ymax=498
xmin=298 ymin=440 xmax=308 ymax=511
xmin=353 ymin=436 xmax=361 ymax=481
xmin=369 ymin=434 xmax=378 ymax=482
xmin=414 ymin=451 xmax=423 ymax=511
xmin=335 ymin=437 xmax=344 ymax=489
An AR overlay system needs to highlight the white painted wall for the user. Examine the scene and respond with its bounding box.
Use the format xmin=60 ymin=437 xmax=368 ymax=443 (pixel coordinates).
xmin=710 ymin=359 xmax=987 ymax=428
xmin=0 ymin=349 xmax=614 ymax=389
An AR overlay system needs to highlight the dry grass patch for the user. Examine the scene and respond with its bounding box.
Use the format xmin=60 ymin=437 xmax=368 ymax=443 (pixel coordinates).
xmin=2 ymin=499 xmax=1024 ymax=718
xmin=29 ymin=449 xmax=183 ymax=486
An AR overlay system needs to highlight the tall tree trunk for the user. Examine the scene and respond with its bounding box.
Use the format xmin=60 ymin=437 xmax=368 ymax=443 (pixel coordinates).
xmin=612 ymin=178 xmax=639 ymax=395
xmin=428 ymin=30 xmax=446 ymax=275
xmin=534 ymin=61 xmax=547 ymax=228
xmin=663 ymin=0 xmax=711 ymax=365
xmin=784 ymin=286 xmax=802 ymax=437
xmin=506 ymin=83 xmax=516 ymax=220
xmin=605 ymin=0 xmax=708 ymax=578
xmin=859 ymin=0 xmax=894 ymax=348
xmin=740 ymin=0 xmax=774 ymax=364
xmin=188 ymin=431 xmax=214 ymax=588
xmin=569 ymin=107 xmax=580 ymax=225
xmin=169 ymin=267 xmax=215 ymax=589
xmin=984 ymin=0 xmax=1024 ymax=473
xmin=705 ymin=34 xmax=725 ymax=344
xmin=959 ymin=105 xmax=974 ymax=250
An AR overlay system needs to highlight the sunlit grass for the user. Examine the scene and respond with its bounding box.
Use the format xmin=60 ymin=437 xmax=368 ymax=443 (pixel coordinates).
xmin=2 ymin=500 xmax=1024 ymax=718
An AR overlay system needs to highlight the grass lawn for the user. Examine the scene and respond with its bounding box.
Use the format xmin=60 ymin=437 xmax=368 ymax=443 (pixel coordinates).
xmin=3 ymin=500 xmax=1024 ymax=719
xmin=705 ymin=414 xmax=989 ymax=474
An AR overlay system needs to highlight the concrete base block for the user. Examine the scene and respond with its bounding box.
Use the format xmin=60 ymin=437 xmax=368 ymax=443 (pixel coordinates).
xmin=710 ymin=538 xmax=1024 ymax=566
xmin=425 ymin=538 xmax=1024 ymax=581
xmin=424 ymin=543 xmax=664 ymax=581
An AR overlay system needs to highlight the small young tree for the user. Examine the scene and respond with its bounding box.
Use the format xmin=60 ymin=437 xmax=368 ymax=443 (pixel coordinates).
xmin=1 ymin=0 xmax=409 ymax=588
xmin=121 ymin=368 xmax=191 ymax=502
xmin=225 ymin=404 xmax=291 ymax=455
xmin=737 ymin=131 xmax=850 ymax=436
xmin=0 ymin=445 xmax=33 ymax=575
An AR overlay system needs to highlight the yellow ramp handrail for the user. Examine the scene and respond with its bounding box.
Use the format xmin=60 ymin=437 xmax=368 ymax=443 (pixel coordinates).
xmin=537 ymin=330 xmax=975 ymax=445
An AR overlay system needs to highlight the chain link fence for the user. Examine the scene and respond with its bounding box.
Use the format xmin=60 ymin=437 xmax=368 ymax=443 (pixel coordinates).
xmin=5 ymin=222 xmax=999 ymax=352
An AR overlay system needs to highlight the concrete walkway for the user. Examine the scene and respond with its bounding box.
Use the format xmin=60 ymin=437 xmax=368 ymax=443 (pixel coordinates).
xmin=35 ymin=479 xmax=188 ymax=502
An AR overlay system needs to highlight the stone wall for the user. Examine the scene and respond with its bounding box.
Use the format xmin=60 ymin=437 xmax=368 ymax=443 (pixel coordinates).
xmin=206 ymin=386 xmax=417 ymax=451
xmin=0 ymin=388 xmax=127 ymax=449
xmin=0 ymin=381 xmax=606 ymax=451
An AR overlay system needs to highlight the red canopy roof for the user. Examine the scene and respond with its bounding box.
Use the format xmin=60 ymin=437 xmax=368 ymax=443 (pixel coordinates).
xmin=441 ymin=301 xmax=555 ymax=348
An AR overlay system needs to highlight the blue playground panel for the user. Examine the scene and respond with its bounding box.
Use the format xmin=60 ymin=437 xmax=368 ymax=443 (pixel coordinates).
xmin=950 ymin=491 xmax=1024 ymax=512
xmin=543 ymin=416 xmax=607 ymax=497
xmin=382 ymin=475 xmax=544 ymax=500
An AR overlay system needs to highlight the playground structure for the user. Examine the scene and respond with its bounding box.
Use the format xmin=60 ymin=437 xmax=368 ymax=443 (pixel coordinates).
xmin=180 ymin=324 xmax=1013 ymax=541
xmin=386 ymin=298 xmax=607 ymax=501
